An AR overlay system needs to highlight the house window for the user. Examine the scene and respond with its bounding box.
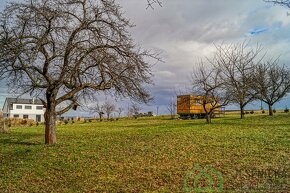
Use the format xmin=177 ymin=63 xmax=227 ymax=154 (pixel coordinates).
xmin=36 ymin=115 xmax=41 ymax=122
xmin=23 ymin=115 xmax=29 ymax=119
xmin=13 ymin=114 xmax=19 ymax=118
xmin=36 ymin=106 xmax=43 ymax=110
xmin=25 ymin=105 xmax=32 ymax=110
xmin=16 ymin=105 xmax=22 ymax=109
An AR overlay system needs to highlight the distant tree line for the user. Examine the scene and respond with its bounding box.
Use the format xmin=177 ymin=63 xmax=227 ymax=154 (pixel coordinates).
xmin=192 ymin=41 xmax=290 ymax=123
xmin=89 ymin=101 xmax=147 ymax=120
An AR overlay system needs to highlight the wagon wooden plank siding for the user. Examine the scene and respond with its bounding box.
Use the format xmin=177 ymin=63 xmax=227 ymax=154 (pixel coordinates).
xmin=177 ymin=95 xmax=223 ymax=119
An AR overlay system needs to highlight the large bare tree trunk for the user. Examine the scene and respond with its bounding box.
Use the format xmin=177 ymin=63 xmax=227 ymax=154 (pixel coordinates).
xmin=99 ymin=113 xmax=103 ymax=121
xmin=44 ymin=101 xmax=57 ymax=145
xmin=205 ymin=112 xmax=212 ymax=124
xmin=205 ymin=114 xmax=211 ymax=124
xmin=240 ymin=105 xmax=245 ymax=119
xmin=268 ymin=104 xmax=273 ymax=116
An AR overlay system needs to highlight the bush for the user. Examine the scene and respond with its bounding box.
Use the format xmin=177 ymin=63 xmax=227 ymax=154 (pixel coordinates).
xmin=261 ymin=110 xmax=265 ymax=114
xmin=245 ymin=111 xmax=249 ymax=114
xmin=71 ymin=120 xmax=75 ymax=124
xmin=64 ymin=120 xmax=69 ymax=124
xmin=5 ymin=118 xmax=36 ymax=127
xmin=83 ymin=119 xmax=87 ymax=123
xmin=250 ymin=110 xmax=254 ymax=114
xmin=273 ymin=109 xmax=276 ymax=113
xmin=88 ymin=119 xmax=92 ymax=123
xmin=20 ymin=119 xmax=27 ymax=125
xmin=36 ymin=122 xmax=39 ymax=126
xmin=284 ymin=108 xmax=289 ymax=113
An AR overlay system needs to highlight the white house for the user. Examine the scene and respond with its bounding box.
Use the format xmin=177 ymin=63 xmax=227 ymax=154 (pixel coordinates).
xmin=2 ymin=98 xmax=45 ymax=122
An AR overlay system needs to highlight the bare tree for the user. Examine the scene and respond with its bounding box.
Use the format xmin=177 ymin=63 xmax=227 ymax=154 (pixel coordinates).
xmin=213 ymin=42 xmax=263 ymax=119
xmin=0 ymin=0 xmax=157 ymax=144
xmin=264 ymin=0 xmax=290 ymax=8
xmin=89 ymin=104 xmax=104 ymax=121
xmin=102 ymin=101 xmax=116 ymax=119
xmin=192 ymin=62 xmax=231 ymax=123
xmin=146 ymin=0 xmax=162 ymax=9
xmin=129 ymin=103 xmax=141 ymax=118
xmin=116 ymin=107 xmax=124 ymax=118
xmin=167 ymin=98 xmax=176 ymax=119
xmin=253 ymin=59 xmax=290 ymax=116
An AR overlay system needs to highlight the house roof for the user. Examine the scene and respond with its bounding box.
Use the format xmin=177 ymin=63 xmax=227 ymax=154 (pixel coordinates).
xmin=5 ymin=98 xmax=43 ymax=106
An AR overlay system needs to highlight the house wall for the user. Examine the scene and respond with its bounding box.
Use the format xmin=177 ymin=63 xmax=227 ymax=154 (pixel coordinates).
xmin=9 ymin=104 xmax=45 ymax=122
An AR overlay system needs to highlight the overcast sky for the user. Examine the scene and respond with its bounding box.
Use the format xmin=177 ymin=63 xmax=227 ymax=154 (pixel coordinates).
xmin=0 ymin=0 xmax=290 ymax=115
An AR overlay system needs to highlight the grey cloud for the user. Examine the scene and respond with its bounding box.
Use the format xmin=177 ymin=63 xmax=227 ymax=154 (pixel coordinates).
xmin=118 ymin=0 xmax=290 ymax=113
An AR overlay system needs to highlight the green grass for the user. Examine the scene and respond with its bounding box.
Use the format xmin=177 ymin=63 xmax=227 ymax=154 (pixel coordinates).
xmin=0 ymin=114 xmax=289 ymax=192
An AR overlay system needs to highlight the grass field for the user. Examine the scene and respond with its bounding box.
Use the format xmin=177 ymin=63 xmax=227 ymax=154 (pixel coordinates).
xmin=0 ymin=113 xmax=289 ymax=192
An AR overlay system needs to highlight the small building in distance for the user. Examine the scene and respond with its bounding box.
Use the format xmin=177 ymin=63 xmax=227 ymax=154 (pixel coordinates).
xmin=2 ymin=98 xmax=45 ymax=122
xmin=177 ymin=95 xmax=225 ymax=119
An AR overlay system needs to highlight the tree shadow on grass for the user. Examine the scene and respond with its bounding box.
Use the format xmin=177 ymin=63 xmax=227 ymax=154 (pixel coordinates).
xmin=213 ymin=119 xmax=290 ymax=127
xmin=120 ymin=122 xmax=208 ymax=129
xmin=0 ymin=133 xmax=42 ymax=146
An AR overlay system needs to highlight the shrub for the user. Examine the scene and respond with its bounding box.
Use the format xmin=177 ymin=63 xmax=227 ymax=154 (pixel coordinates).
xmin=261 ymin=110 xmax=265 ymax=114
xmin=83 ymin=119 xmax=87 ymax=123
xmin=250 ymin=110 xmax=254 ymax=114
xmin=71 ymin=120 xmax=75 ymax=124
xmin=245 ymin=111 xmax=249 ymax=114
xmin=64 ymin=120 xmax=69 ymax=124
xmin=273 ymin=109 xmax=276 ymax=113
xmin=20 ymin=119 xmax=27 ymax=125
xmin=36 ymin=122 xmax=39 ymax=126
xmin=88 ymin=119 xmax=92 ymax=122
xmin=284 ymin=108 xmax=289 ymax=113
